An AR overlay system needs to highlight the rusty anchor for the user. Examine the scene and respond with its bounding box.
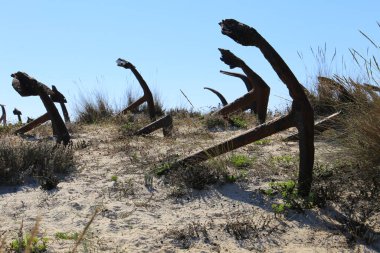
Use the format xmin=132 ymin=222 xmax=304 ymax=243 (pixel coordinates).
xmin=11 ymin=72 xmax=70 ymax=145
xmin=13 ymin=108 xmax=22 ymax=123
xmin=117 ymin=59 xmax=173 ymax=137
xmin=213 ymin=49 xmax=270 ymax=124
xmin=0 ymin=104 xmax=6 ymax=126
xmin=116 ymin=58 xmax=156 ymax=121
xmin=163 ymin=19 xmax=314 ymax=196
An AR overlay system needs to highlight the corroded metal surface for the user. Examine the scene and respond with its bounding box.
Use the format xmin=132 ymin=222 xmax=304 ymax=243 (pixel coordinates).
xmin=117 ymin=59 xmax=156 ymax=121
xmin=13 ymin=108 xmax=22 ymax=123
xmin=11 ymin=72 xmax=70 ymax=145
xmin=134 ymin=115 xmax=173 ymax=137
xmin=0 ymin=105 xmax=6 ymax=126
xmin=14 ymin=113 xmax=49 ymax=134
xmin=216 ymin=49 xmax=270 ymax=123
xmin=51 ymin=86 xmax=70 ymax=123
xmin=169 ymin=19 xmax=314 ymax=196
xmin=204 ymin=87 xmax=228 ymax=106
xmin=285 ymin=111 xmax=341 ymax=141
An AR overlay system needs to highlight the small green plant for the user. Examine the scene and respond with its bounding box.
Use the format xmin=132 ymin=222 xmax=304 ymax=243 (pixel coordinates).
xmin=230 ymin=116 xmax=248 ymax=129
xmin=271 ymin=203 xmax=288 ymax=214
xmin=224 ymin=174 xmax=238 ymax=183
xmin=155 ymin=162 xmax=172 ymax=176
xmin=270 ymin=155 xmax=298 ymax=169
xmin=253 ymin=139 xmax=271 ymax=145
xmin=10 ymin=234 xmax=48 ymax=253
xmin=54 ymin=232 xmax=79 ymax=240
xmin=229 ymin=154 xmax=253 ymax=168
xmin=110 ymin=175 xmax=118 ymax=182
xmin=264 ymin=180 xmax=316 ymax=214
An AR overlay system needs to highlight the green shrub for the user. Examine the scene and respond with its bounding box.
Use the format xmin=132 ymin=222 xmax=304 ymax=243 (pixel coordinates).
xmin=230 ymin=115 xmax=248 ymax=129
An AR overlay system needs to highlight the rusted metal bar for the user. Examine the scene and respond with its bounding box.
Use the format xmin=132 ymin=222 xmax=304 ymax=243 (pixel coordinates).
xmin=0 ymin=105 xmax=6 ymax=126
xmin=134 ymin=115 xmax=173 ymax=137
xmin=220 ymin=19 xmax=314 ymax=196
xmin=220 ymin=70 xmax=253 ymax=92
xmin=213 ymin=89 xmax=255 ymax=115
xmin=217 ymin=49 xmax=270 ymax=123
xmin=117 ymin=58 xmax=156 ymax=121
xmin=14 ymin=113 xmax=49 ymax=134
xmin=13 ymin=108 xmax=22 ymax=123
xmin=165 ymin=20 xmax=314 ymax=197
xmin=173 ymin=114 xmax=294 ymax=166
xmin=52 ymin=85 xmax=70 ymax=123
xmin=204 ymin=87 xmax=228 ymax=106
xmin=285 ymin=111 xmax=341 ymax=141
xmin=219 ymin=70 xmax=256 ymax=113
xmin=11 ymin=72 xmax=70 ymax=145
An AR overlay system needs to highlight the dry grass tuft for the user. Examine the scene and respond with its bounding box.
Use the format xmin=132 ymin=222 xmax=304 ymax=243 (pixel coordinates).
xmin=75 ymin=91 xmax=114 ymax=124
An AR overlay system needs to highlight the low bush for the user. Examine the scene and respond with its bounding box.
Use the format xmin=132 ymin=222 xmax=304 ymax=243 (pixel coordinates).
xmin=0 ymin=138 xmax=75 ymax=189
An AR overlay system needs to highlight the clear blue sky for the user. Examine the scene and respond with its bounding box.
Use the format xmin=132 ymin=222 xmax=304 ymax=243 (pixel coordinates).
xmin=1 ymin=1 xmax=379 ymax=122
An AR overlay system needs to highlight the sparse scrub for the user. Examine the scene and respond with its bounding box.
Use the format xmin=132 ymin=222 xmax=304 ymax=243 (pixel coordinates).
xmin=119 ymin=113 xmax=151 ymax=136
xmin=165 ymin=164 xmax=221 ymax=190
xmin=75 ymin=91 xmax=114 ymax=124
xmin=167 ymin=106 xmax=202 ymax=119
xmin=123 ymin=88 xmax=165 ymax=117
xmin=166 ymin=222 xmax=210 ymax=249
xmin=263 ymin=180 xmax=317 ymax=214
xmin=312 ymin=161 xmax=380 ymax=244
xmin=0 ymin=124 xmax=20 ymax=136
xmin=0 ymin=138 xmax=75 ymax=189
xmin=108 ymin=178 xmax=135 ymax=200
xmin=270 ymin=154 xmax=298 ymax=169
xmin=203 ymin=114 xmax=227 ymax=130
xmin=225 ymin=214 xmax=274 ymax=241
